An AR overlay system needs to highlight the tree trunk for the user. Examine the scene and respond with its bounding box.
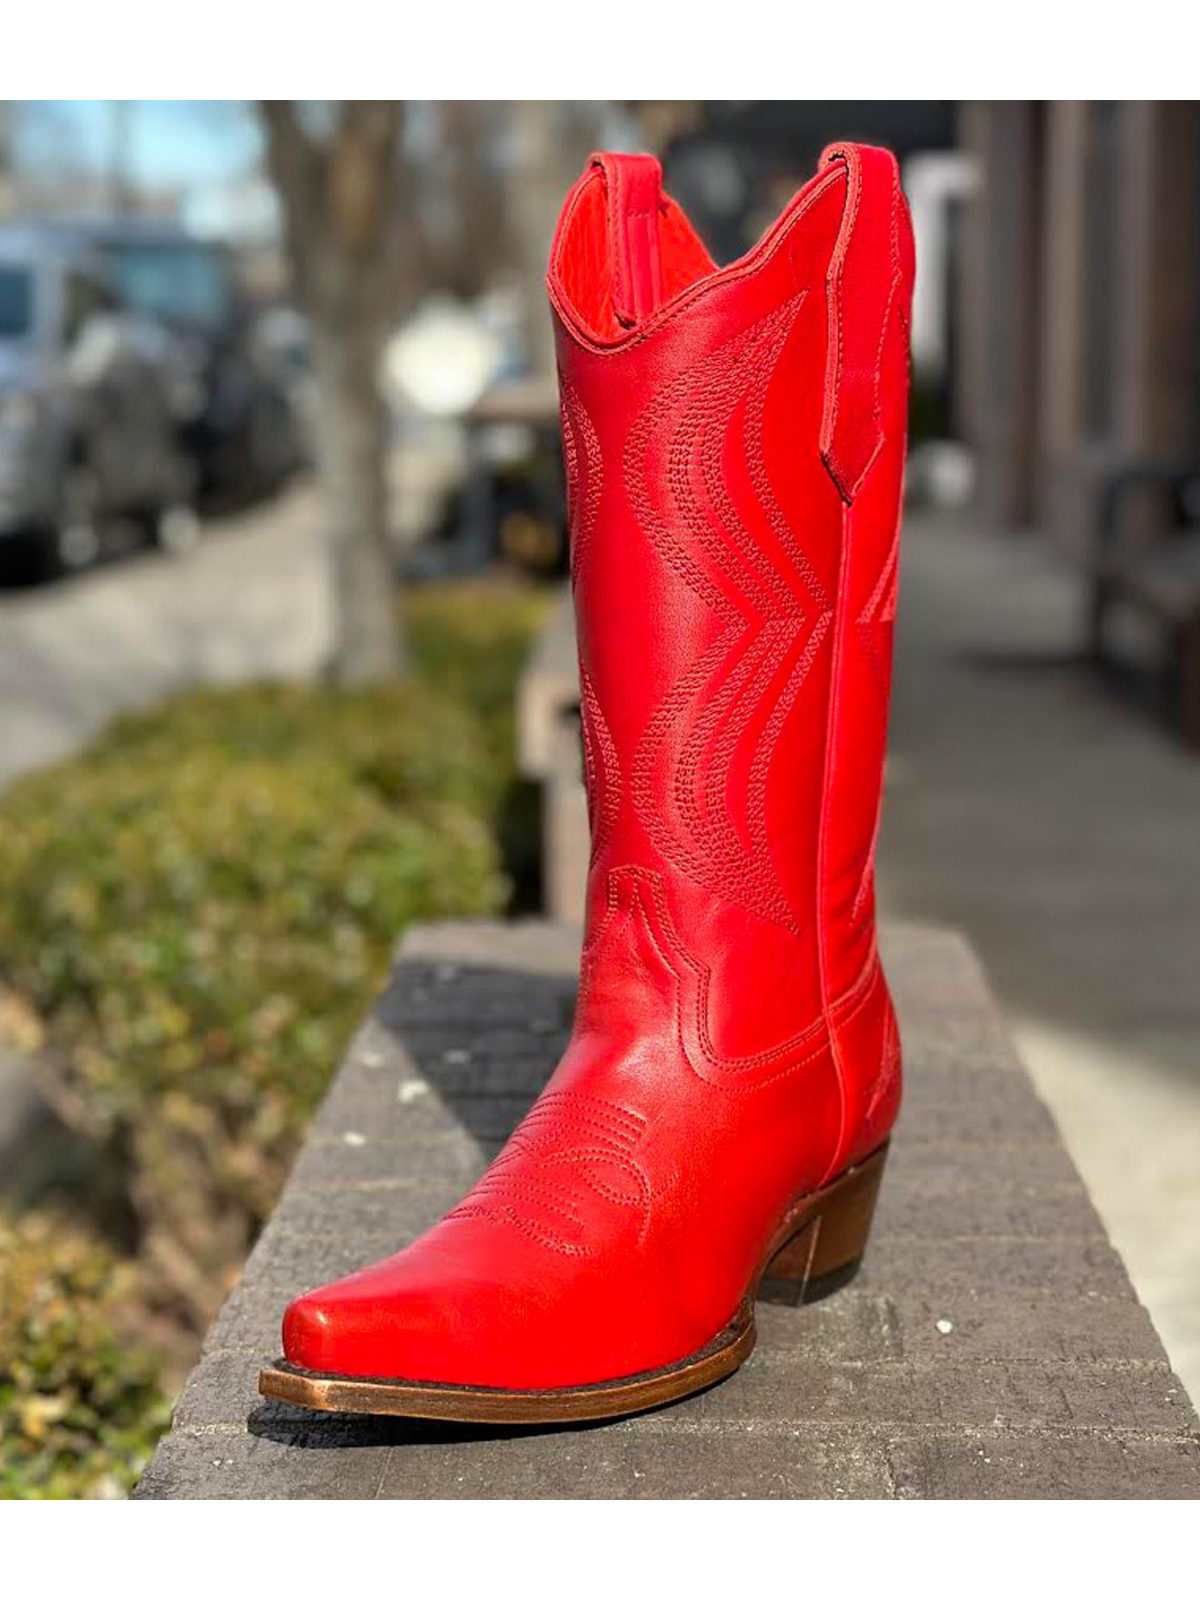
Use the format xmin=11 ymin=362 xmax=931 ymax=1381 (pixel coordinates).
xmin=258 ymin=100 xmax=408 ymax=684
xmin=311 ymin=325 xmax=405 ymax=683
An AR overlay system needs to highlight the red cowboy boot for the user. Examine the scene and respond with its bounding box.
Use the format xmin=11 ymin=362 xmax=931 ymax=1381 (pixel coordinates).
xmin=262 ymin=141 xmax=914 ymax=1423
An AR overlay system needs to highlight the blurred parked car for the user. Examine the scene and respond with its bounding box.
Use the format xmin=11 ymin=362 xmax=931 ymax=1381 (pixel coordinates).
xmin=82 ymin=221 xmax=307 ymax=502
xmin=0 ymin=222 xmax=197 ymax=575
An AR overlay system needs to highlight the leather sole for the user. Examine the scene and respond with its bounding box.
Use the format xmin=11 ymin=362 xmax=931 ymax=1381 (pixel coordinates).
xmin=258 ymin=1141 xmax=888 ymax=1425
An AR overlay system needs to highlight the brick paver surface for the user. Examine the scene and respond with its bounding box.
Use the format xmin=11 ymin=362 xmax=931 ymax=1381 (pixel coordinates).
xmin=136 ymin=921 xmax=1200 ymax=1499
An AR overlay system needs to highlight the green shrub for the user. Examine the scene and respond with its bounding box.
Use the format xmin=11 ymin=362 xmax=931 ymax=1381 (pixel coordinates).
xmin=0 ymin=1212 xmax=169 ymax=1499
xmin=0 ymin=578 xmax=548 ymax=1496
xmin=407 ymin=579 xmax=550 ymax=904
xmin=407 ymin=578 xmax=547 ymax=769
xmin=0 ymin=678 xmax=506 ymax=1328
xmin=0 ymin=581 xmax=548 ymax=1343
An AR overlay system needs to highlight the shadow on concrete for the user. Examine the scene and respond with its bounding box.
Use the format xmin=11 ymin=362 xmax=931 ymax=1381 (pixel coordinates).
xmin=246 ymin=1369 xmax=706 ymax=1450
xmin=246 ymin=1402 xmax=628 ymax=1449
xmin=373 ymin=957 xmax=577 ymax=1161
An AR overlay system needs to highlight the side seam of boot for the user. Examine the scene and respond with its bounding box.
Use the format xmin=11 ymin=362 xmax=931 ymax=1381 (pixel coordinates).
xmin=814 ymin=143 xmax=914 ymax=1182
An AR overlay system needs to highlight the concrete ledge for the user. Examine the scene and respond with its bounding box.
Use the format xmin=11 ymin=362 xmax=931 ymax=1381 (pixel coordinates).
xmin=136 ymin=921 xmax=1200 ymax=1499
xmin=516 ymin=590 xmax=578 ymax=782
xmin=516 ymin=590 xmax=588 ymax=924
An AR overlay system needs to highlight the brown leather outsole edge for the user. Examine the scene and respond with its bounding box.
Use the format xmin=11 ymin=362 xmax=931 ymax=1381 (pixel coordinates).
xmin=260 ymin=1308 xmax=756 ymax=1424
xmin=257 ymin=1141 xmax=888 ymax=1425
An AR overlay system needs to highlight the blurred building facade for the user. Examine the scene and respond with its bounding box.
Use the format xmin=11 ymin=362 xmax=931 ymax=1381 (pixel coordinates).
xmin=957 ymin=101 xmax=1200 ymax=544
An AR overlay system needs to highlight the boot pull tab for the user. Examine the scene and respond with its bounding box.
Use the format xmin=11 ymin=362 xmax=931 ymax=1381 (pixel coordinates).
xmin=589 ymin=151 xmax=666 ymax=328
xmin=818 ymin=142 xmax=912 ymax=503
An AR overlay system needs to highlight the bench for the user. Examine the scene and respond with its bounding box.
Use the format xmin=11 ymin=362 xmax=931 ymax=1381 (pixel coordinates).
xmin=135 ymin=919 xmax=1200 ymax=1499
xmin=1088 ymin=464 xmax=1200 ymax=749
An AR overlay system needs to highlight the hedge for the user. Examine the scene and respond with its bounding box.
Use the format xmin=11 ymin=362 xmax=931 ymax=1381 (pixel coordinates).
xmin=0 ymin=579 xmax=547 ymax=1494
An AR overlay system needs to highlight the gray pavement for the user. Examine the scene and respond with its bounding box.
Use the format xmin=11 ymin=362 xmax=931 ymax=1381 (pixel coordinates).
xmin=0 ymin=483 xmax=332 ymax=790
xmin=880 ymin=512 xmax=1200 ymax=1406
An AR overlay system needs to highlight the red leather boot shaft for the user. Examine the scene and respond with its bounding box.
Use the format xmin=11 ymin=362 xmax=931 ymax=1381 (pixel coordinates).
xmin=551 ymin=144 xmax=913 ymax=1179
xmin=278 ymin=144 xmax=913 ymax=1394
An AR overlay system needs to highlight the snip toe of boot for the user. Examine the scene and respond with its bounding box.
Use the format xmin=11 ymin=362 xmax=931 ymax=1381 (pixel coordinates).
xmin=281 ymin=1273 xmax=451 ymax=1380
xmin=280 ymin=1242 xmax=516 ymax=1383
xmin=282 ymin=1291 xmax=340 ymax=1374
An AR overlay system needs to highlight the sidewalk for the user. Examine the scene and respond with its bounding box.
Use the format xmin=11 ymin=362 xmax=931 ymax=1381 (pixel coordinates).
xmin=879 ymin=512 xmax=1200 ymax=1405
xmin=0 ymin=483 xmax=332 ymax=790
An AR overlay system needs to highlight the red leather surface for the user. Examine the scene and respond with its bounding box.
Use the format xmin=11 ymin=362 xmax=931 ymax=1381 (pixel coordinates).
xmin=284 ymin=143 xmax=914 ymax=1388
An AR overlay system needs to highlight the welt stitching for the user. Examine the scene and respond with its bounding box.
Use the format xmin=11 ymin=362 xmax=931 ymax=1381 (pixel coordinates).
xmin=449 ymin=1202 xmax=591 ymax=1258
xmin=845 ymin=167 xmax=906 ymax=907
xmin=827 ymin=147 xmax=863 ymax=438
xmin=460 ymin=1178 xmax=585 ymax=1226
xmin=846 ymin=157 xmax=902 ymax=501
xmin=620 ymin=869 xmax=833 ymax=1083
xmin=580 ymin=666 xmax=621 ymax=861
xmin=518 ymin=1115 xmax=636 ymax=1151
xmin=630 ymin=865 xmax=825 ymax=1064
xmin=539 ymin=1089 xmax=647 ymax=1132
xmin=542 ymin=1145 xmax=648 ymax=1182
xmin=865 ymin=1003 xmax=900 ymax=1121
xmin=452 ymin=1086 xmax=654 ymax=1257
xmin=624 ymin=290 xmax=830 ymax=932
xmin=561 ymin=378 xmax=603 ymax=577
xmin=525 ymin=1096 xmax=644 ymax=1137
xmin=537 ymin=1088 xmax=643 ymax=1139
